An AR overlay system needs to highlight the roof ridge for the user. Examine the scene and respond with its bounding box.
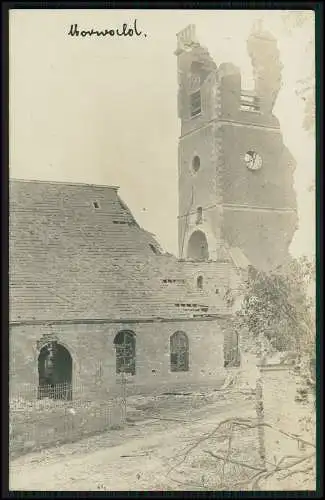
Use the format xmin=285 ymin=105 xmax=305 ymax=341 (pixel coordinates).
xmin=10 ymin=178 xmax=120 ymax=190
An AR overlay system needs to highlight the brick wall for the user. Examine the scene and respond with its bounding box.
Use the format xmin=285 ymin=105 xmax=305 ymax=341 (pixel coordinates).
xmin=10 ymin=318 xmax=228 ymax=398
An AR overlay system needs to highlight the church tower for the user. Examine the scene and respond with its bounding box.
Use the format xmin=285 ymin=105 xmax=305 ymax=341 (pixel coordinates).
xmin=175 ymin=23 xmax=298 ymax=271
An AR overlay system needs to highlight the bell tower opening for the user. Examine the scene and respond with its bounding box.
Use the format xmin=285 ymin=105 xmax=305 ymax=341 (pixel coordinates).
xmin=187 ymin=230 xmax=209 ymax=261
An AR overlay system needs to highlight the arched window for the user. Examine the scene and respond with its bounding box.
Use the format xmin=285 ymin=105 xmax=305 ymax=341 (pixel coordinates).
xmin=114 ymin=330 xmax=136 ymax=375
xmin=197 ymin=275 xmax=203 ymax=290
xmin=170 ymin=332 xmax=189 ymax=372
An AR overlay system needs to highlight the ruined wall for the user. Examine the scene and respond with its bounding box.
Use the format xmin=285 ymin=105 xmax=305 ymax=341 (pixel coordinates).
xmin=9 ymin=318 xmax=227 ymax=397
xmin=178 ymin=260 xmax=242 ymax=318
xmin=258 ymin=364 xmax=316 ymax=490
xmin=219 ymin=94 xmax=297 ymax=270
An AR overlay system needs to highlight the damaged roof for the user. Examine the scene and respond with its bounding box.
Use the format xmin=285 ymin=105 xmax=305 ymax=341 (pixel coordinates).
xmin=9 ymin=179 xmax=233 ymax=322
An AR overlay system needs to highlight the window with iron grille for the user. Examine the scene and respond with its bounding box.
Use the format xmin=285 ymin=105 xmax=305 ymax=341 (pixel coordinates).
xmin=190 ymin=90 xmax=201 ymax=117
xmin=114 ymin=330 xmax=136 ymax=375
xmin=170 ymin=332 xmax=189 ymax=372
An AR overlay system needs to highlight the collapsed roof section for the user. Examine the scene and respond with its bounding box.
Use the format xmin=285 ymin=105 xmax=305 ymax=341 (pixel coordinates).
xmin=9 ymin=179 xmax=238 ymax=322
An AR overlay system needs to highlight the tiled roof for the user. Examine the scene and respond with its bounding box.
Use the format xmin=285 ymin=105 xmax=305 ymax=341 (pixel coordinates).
xmin=9 ymin=179 xmax=233 ymax=322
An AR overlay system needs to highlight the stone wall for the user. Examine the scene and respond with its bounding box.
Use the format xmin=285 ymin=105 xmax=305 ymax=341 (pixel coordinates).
xmin=257 ymin=363 xmax=316 ymax=490
xmin=10 ymin=318 xmax=227 ymax=398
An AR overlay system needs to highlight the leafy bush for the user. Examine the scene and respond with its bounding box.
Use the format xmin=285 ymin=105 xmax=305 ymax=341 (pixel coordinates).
xmin=234 ymin=257 xmax=316 ymax=394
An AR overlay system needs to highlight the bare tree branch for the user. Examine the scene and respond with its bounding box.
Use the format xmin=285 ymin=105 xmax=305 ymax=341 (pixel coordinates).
xmin=166 ymin=416 xmax=253 ymax=476
xmin=204 ymin=450 xmax=266 ymax=472
xmin=167 ymin=414 xmax=315 ymax=491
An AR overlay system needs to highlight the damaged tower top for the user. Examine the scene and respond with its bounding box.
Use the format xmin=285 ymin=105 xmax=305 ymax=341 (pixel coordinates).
xmin=175 ymin=24 xmax=199 ymax=54
xmin=175 ymin=23 xmax=297 ymax=272
xmin=247 ymin=19 xmax=283 ymax=114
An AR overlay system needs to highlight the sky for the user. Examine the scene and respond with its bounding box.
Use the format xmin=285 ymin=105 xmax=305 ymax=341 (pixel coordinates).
xmin=9 ymin=9 xmax=315 ymax=259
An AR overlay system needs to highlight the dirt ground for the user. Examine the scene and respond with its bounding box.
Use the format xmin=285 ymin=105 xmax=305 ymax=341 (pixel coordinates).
xmin=10 ymin=390 xmax=256 ymax=491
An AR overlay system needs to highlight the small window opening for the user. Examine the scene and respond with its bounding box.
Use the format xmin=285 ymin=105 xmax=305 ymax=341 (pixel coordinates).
xmin=93 ymin=201 xmax=100 ymax=209
xmin=197 ymin=275 xmax=203 ymax=290
xmin=174 ymin=302 xmax=208 ymax=312
xmin=215 ymin=288 xmax=220 ymax=294
xmin=149 ymin=244 xmax=160 ymax=255
xmin=190 ymin=90 xmax=201 ymax=117
xmin=192 ymin=156 xmax=201 ymax=173
xmin=162 ymin=279 xmax=185 ymax=284
xmin=196 ymin=206 xmax=203 ymax=224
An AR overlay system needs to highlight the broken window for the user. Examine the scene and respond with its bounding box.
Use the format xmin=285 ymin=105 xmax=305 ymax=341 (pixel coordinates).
xmin=190 ymin=90 xmax=201 ymax=117
xmin=114 ymin=330 xmax=136 ymax=375
xmin=197 ymin=275 xmax=203 ymax=290
xmin=196 ymin=206 xmax=203 ymax=224
xmin=170 ymin=332 xmax=189 ymax=372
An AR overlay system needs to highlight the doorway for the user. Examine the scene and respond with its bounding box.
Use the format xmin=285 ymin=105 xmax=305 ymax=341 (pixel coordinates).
xmin=38 ymin=342 xmax=73 ymax=400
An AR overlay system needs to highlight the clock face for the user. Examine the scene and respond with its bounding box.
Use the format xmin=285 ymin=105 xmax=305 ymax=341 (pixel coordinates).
xmin=245 ymin=151 xmax=263 ymax=171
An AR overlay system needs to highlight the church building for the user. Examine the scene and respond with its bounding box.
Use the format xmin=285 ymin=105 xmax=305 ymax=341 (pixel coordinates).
xmin=9 ymin=23 xmax=297 ymax=400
